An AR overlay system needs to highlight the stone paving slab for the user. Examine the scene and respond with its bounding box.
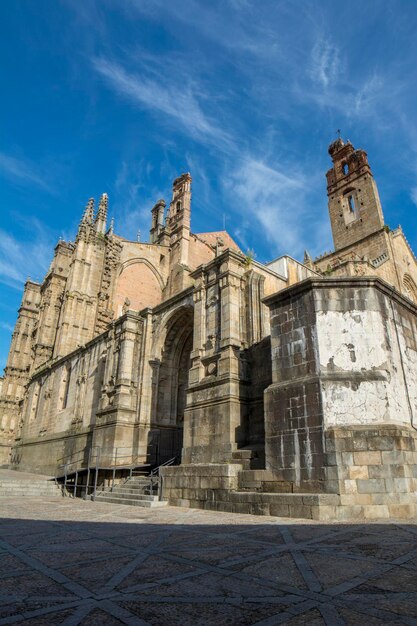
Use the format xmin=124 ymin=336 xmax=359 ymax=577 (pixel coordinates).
xmin=0 ymin=469 xmax=54 ymax=481
xmin=0 ymin=497 xmax=417 ymax=624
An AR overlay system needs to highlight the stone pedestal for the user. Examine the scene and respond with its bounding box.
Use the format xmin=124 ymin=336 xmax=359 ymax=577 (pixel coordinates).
xmin=262 ymin=277 xmax=417 ymax=518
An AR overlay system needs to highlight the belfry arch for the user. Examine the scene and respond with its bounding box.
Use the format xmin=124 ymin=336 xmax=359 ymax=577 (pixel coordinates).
xmin=149 ymin=306 xmax=194 ymax=465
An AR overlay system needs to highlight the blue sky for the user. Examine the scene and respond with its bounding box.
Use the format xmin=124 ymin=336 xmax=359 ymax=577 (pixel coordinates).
xmin=1 ymin=0 xmax=417 ymax=369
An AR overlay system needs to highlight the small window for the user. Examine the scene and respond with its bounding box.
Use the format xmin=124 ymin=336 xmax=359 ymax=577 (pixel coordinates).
xmin=342 ymin=163 xmax=348 ymax=175
xmin=347 ymin=195 xmax=355 ymax=213
xmin=176 ymin=201 xmax=181 ymax=213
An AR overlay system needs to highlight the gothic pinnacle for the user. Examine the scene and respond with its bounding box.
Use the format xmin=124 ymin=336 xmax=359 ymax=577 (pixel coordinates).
xmin=83 ymin=198 xmax=95 ymax=224
xmin=95 ymin=193 xmax=108 ymax=235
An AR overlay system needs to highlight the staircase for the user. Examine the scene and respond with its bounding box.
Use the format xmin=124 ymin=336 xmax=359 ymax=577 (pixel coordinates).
xmin=94 ymin=474 xmax=168 ymax=508
xmin=0 ymin=469 xmax=63 ymax=498
xmin=231 ymin=445 xmax=265 ymax=470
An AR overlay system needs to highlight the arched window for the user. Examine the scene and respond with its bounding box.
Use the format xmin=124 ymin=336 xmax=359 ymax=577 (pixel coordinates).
xmin=403 ymin=274 xmax=417 ymax=303
xmin=342 ymin=163 xmax=349 ymax=175
xmin=176 ymin=201 xmax=181 ymax=213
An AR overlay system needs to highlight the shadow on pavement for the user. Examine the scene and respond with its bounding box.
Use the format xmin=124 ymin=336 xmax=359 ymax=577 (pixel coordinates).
xmin=0 ymin=505 xmax=417 ymax=625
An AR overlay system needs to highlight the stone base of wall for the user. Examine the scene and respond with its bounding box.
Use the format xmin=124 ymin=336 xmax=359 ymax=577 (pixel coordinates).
xmin=162 ymin=424 xmax=417 ymax=520
xmin=160 ymin=464 xmax=341 ymax=519
xmin=324 ymin=424 xmax=417 ymax=519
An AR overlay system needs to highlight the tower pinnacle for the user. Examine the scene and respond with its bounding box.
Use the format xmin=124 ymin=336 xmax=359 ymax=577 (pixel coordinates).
xmin=95 ymin=193 xmax=108 ymax=235
xmin=83 ymin=198 xmax=95 ymax=224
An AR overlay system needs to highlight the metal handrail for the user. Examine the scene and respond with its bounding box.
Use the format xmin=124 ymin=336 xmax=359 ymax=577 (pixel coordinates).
xmin=55 ymin=446 xmax=148 ymax=501
xmin=148 ymin=456 xmax=178 ymax=497
xmin=150 ymin=455 xmax=178 ymax=477
xmin=55 ymin=446 xmax=179 ymax=503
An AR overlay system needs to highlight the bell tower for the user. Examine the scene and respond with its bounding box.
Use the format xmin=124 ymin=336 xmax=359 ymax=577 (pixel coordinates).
xmin=166 ymin=172 xmax=192 ymax=267
xmin=326 ymin=138 xmax=385 ymax=251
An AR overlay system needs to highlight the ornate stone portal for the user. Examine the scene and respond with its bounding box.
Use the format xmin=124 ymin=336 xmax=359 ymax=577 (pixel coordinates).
xmin=1 ymin=138 xmax=417 ymax=519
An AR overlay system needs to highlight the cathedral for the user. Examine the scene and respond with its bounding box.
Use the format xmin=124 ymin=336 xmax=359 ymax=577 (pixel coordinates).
xmin=1 ymin=137 xmax=417 ymax=520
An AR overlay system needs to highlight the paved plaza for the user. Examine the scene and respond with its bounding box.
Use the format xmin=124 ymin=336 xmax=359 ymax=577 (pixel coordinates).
xmin=1 ymin=496 xmax=417 ymax=625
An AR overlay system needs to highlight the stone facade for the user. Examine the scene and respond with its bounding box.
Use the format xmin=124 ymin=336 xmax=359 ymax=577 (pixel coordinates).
xmin=1 ymin=136 xmax=417 ymax=519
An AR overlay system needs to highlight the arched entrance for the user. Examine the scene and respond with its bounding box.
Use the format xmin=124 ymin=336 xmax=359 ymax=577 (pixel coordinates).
xmin=150 ymin=306 xmax=193 ymax=465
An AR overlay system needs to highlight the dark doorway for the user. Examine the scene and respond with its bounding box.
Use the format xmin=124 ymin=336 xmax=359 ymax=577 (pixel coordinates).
xmin=150 ymin=306 xmax=193 ymax=466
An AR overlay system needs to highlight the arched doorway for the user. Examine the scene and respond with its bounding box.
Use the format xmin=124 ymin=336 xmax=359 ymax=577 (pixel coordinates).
xmin=150 ymin=306 xmax=193 ymax=465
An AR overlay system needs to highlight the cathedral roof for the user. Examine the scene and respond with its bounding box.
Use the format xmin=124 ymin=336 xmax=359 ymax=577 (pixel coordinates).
xmin=195 ymin=231 xmax=241 ymax=252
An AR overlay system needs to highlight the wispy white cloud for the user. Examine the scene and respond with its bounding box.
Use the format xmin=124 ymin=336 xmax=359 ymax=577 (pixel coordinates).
xmin=411 ymin=186 xmax=417 ymax=208
xmin=310 ymin=39 xmax=341 ymax=88
xmin=0 ymin=321 xmax=14 ymax=333
xmin=0 ymin=153 xmax=52 ymax=192
xmin=112 ymin=158 xmax=166 ymax=240
xmin=0 ymin=223 xmax=53 ymax=290
xmin=224 ymin=156 xmax=331 ymax=259
xmin=353 ymin=73 xmax=384 ymax=115
xmin=92 ymin=57 xmax=232 ymax=150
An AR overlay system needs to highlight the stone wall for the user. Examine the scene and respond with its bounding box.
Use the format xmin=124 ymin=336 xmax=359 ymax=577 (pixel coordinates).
xmin=263 ymin=276 xmax=417 ymax=517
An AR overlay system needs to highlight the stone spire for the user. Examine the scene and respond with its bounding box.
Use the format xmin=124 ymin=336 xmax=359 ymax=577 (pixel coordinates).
xmin=303 ymin=250 xmax=313 ymax=268
xmin=150 ymin=199 xmax=166 ymax=243
xmin=95 ymin=193 xmax=108 ymax=235
xmin=83 ymin=198 xmax=95 ymax=224
xmin=107 ymin=217 xmax=114 ymax=236
xmin=76 ymin=197 xmax=95 ymax=242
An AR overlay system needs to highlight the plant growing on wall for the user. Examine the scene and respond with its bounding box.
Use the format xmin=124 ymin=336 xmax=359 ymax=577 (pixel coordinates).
xmin=245 ymin=248 xmax=256 ymax=268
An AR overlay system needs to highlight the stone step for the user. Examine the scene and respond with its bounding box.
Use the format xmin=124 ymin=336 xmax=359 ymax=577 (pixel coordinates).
xmin=0 ymin=488 xmax=62 ymax=497
xmin=232 ymin=491 xmax=340 ymax=520
xmin=168 ymin=490 xmax=341 ymax=520
xmin=95 ymin=495 xmax=168 ymax=508
xmin=232 ymin=450 xmax=253 ymax=460
xmin=0 ymin=481 xmax=59 ymax=487
xmin=231 ymin=449 xmax=264 ymax=470
xmin=125 ymin=481 xmax=151 ymax=486
xmin=0 ymin=486 xmax=61 ymax=491
xmin=0 ymin=486 xmax=60 ymax=491
xmin=110 ymin=491 xmax=157 ymax=497
xmin=97 ymin=491 xmax=159 ymax=501
xmin=115 ymin=481 xmax=155 ymax=489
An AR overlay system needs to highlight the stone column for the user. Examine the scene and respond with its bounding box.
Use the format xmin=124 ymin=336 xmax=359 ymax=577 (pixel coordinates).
xmin=93 ymin=311 xmax=143 ymax=465
xmin=183 ymin=250 xmax=247 ymax=463
xmin=188 ymin=269 xmax=206 ymax=386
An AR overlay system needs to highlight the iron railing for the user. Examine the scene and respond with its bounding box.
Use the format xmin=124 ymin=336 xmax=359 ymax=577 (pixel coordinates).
xmin=55 ymin=446 xmax=148 ymax=501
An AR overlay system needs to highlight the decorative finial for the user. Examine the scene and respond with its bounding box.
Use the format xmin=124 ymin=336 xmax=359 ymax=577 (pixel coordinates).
xmin=84 ymin=198 xmax=95 ymax=223
xmin=98 ymin=193 xmax=108 ymax=213
xmin=95 ymin=193 xmax=108 ymax=235
xmin=137 ymin=229 xmax=141 ymax=242
xmin=336 ymin=128 xmax=341 ymax=139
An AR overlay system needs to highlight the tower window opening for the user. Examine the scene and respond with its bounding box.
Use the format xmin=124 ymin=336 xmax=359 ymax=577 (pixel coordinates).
xmin=348 ymin=194 xmax=355 ymax=213
xmin=342 ymin=163 xmax=349 ymax=175
xmin=176 ymin=201 xmax=181 ymax=213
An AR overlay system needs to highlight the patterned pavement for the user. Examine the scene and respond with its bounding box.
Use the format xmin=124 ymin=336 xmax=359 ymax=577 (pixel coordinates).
xmin=1 ymin=497 xmax=417 ymax=625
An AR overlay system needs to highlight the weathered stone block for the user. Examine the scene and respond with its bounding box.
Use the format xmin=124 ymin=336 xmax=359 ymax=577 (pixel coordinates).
xmin=367 ymin=436 xmax=395 ymax=451
xmin=388 ymin=504 xmax=416 ymax=518
xmin=354 ymin=451 xmax=381 ymax=465
xmin=269 ymin=503 xmax=290 ymax=517
xmin=335 ymin=505 xmax=365 ymax=521
xmin=381 ymin=450 xmax=406 ymax=464
xmin=357 ymin=478 xmax=386 ymax=493
xmin=348 ymin=465 xmax=369 ymax=480
xmin=288 ymin=504 xmax=313 ymax=519
xmin=363 ymin=504 xmax=390 ymax=519
xmin=341 ymin=452 xmax=354 ymax=465
xmin=352 ymin=437 xmax=369 ymax=451
xmin=343 ymin=479 xmax=357 ymax=494
xmin=311 ymin=505 xmax=337 ymax=521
